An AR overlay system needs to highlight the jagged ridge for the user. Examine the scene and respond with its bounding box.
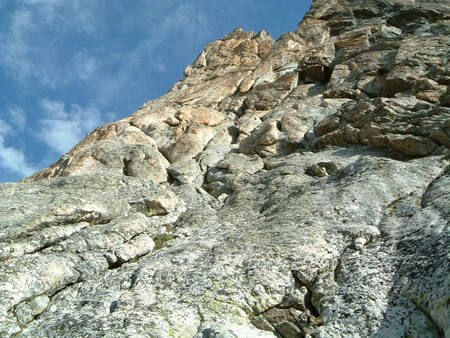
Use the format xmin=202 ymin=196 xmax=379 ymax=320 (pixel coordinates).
xmin=1 ymin=0 xmax=449 ymax=336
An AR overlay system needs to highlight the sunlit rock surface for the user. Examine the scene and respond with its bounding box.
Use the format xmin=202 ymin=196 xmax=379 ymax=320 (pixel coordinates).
xmin=1 ymin=0 xmax=449 ymax=336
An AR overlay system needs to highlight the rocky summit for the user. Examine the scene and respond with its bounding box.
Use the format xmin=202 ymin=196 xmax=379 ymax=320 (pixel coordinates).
xmin=1 ymin=0 xmax=449 ymax=337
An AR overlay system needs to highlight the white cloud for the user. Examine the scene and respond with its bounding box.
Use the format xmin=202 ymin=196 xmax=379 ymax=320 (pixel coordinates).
xmin=161 ymin=3 xmax=210 ymax=40
xmin=152 ymin=61 xmax=167 ymax=73
xmin=94 ymin=2 xmax=213 ymax=103
xmin=0 ymin=119 xmax=36 ymax=178
xmin=0 ymin=145 xmax=36 ymax=178
xmin=0 ymin=0 xmax=101 ymax=85
xmin=0 ymin=8 xmax=35 ymax=80
xmin=0 ymin=120 xmax=12 ymax=135
xmin=7 ymin=105 xmax=27 ymax=130
xmin=74 ymin=51 xmax=100 ymax=81
xmin=0 ymin=0 xmax=216 ymax=107
xmin=39 ymin=99 xmax=66 ymax=119
xmin=22 ymin=0 xmax=100 ymax=33
xmin=38 ymin=98 xmax=104 ymax=153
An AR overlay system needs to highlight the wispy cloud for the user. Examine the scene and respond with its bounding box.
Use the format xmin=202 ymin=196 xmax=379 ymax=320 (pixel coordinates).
xmin=20 ymin=0 xmax=101 ymax=33
xmin=161 ymin=2 xmax=211 ymax=41
xmin=38 ymin=98 xmax=104 ymax=154
xmin=7 ymin=105 xmax=27 ymax=130
xmin=0 ymin=8 xmax=35 ymax=81
xmin=0 ymin=0 xmax=215 ymax=104
xmin=0 ymin=0 xmax=102 ymax=86
xmin=0 ymin=120 xmax=12 ymax=136
xmin=94 ymin=2 xmax=214 ymax=104
xmin=0 ymin=118 xmax=36 ymax=178
xmin=73 ymin=51 xmax=101 ymax=81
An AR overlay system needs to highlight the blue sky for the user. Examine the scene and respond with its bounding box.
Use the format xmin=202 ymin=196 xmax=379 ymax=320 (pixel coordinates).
xmin=0 ymin=0 xmax=312 ymax=182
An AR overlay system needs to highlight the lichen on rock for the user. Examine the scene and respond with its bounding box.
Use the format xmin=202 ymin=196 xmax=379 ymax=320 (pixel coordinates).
xmin=1 ymin=0 xmax=449 ymax=336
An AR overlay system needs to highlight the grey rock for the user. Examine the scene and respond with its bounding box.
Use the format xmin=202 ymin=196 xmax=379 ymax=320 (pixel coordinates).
xmin=15 ymin=295 xmax=50 ymax=326
xmin=1 ymin=0 xmax=449 ymax=337
xmin=145 ymin=190 xmax=179 ymax=215
xmin=168 ymin=159 xmax=204 ymax=185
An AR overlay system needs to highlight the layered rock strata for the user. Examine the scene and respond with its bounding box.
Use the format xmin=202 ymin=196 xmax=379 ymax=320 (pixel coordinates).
xmin=1 ymin=0 xmax=449 ymax=337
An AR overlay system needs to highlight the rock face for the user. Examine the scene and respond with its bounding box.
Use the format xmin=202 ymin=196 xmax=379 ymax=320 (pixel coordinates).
xmin=1 ymin=0 xmax=449 ymax=336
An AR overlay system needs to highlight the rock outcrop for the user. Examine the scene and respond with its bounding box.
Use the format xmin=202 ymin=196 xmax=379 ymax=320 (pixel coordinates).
xmin=1 ymin=0 xmax=449 ymax=337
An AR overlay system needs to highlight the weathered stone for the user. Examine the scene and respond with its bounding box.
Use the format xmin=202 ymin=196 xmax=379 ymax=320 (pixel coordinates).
xmin=280 ymin=110 xmax=309 ymax=144
xmin=275 ymin=321 xmax=303 ymax=338
xmin=173 ymin=71 xmax=251 ymax=106
xmin=315 ymin=115 xmax=340 ymax=136
xmin=24 ymin=123 xmax=171 ymax=183
xmin=305 ymin=164 xmax=328 ymax=177
xmin=239 ymin=121 xmax=283 ymax=157
xmin=1 ymin=0 xmax=449 ymax=337
xmin=15 ymin=295 xmax=50 ymax=325
xmin=305 ymin=162 xmax=341 ymax=178
xmin=168 ymin=159 xmax=203 ymax=185
xmin=237 ymin=112 xmax=261 ymax=136
xmin=113 ymin=234 xmax=155 ymax=264
xmin=163 ymin=124 xmax=215 ymax=163
xmin=146 ymin=190 xmax=179 ymax=215
xmin=334 ymin=28 xmax=370 ymax=50
xmin=217 ymin=152 xmax=264 ymax=175
xmin=244 ymin=71 xmax=298 ymax=111
xmin=251 ymin=316 xmax=275 ymax=332
xmin=176 ymin=106 xmax=225 ymax=127
xmin=313 ymin=97 xmax=449 ymax=156
xmin=353 ymin=237 xmax=367 ymax=250
xmin=300 ymin=57 xmax=332 ymax=84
